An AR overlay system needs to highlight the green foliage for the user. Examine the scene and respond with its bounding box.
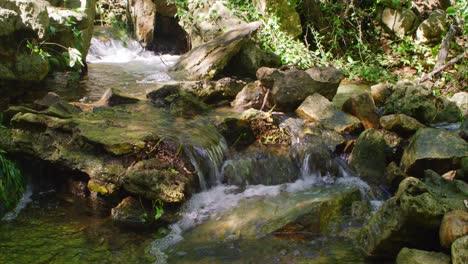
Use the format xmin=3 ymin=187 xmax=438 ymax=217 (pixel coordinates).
xmin=0 ymin=117 xmax=25 ymax=212
xmin=152 ymin=199 xmax=164 ymax=221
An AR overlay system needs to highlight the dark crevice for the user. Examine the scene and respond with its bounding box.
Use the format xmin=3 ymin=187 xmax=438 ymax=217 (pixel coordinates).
xmin=149 ymin=13 xmax=190 ymax=55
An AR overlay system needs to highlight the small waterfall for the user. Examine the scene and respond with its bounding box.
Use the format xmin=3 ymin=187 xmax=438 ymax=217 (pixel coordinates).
xmin=1 ymin=184 xmax=33 ymax=221
xmin=184 ymin=138 xmax=227 ymax=190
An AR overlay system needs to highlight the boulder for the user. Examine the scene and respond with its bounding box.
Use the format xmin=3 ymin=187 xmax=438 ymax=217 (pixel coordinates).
xmin=383 ymin=81 xmax=461 ymax=124
xmin=358 ymin=175 xmax=467 ymax=257
xmin=439 ymin=210 xmax=468 ymax=248
xmin=396 ymin=248 xmax=450 ymax=264
xmin=416 ymin=10 xmax=448 ymax=44
xmin=385 ymin=162 xmax=408 ymax=191
xmin=34 ymin=92 xmax=61 ymax=110
xmin=128 ymin=0 xmax=156 ymax=48
xmin=380 ymin=114 xmax=426 ymax=136
xmin=371 ymin=82 xmax=393 ymax=106
xmin=258 ymin=66 xmax=344 ymax=111
xmin=349 ymin=129 xmax=388 ymax=185
xmin=216 ymin=117 xmax=255 ymax=149
xmin=111 ymin=196 xmax=151 ymax=227
xmin=253 ymin=0 xmax=302 ymax=37
xmin=146 ymin=85 xmax=209 ymax=117
xmin=333 ymin=82 xmax=371 ymax=109
xmin=451 ymin=236 xmax=468 ymax=264
xmin=342 ymin=92 xmax=379 ymax=129
xmin=169 ymin=22 xmax=262 ymax=80
xmin=92 ymin=88 xmax=141 ymax=107
xmin=147 ymin=78 xmax=247 ymax=104
xmin=381 ymin=8 xmax=417 ymax=38
xmin=183 ymin=185 xmax=362 ymax=242
xmin=296 ymin=93 xmax=362 ymax=134
xmin=401 ymin=128 xmax=468 ymax=177
xmin=448 ymin=92 xmax=468 ymax=117
xmin=231 ymin=82 xmax=266 ymax=110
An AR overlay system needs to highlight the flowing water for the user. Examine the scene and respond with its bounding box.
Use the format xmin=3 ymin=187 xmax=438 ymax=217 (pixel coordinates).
xmin=0 ymin=31 xmax=382 ymax=263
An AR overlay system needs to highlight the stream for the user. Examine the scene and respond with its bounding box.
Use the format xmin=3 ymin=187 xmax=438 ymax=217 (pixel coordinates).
xmin=0 ymin=29 xmax=384 ymax=264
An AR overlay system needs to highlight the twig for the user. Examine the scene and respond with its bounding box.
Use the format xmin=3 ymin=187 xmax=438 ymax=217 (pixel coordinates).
xmin=434 ymin=25 xmax=455 ymax=69
xmin=260 ymin=88 xmax=270 ymax=111
xmin=419 ymin=52 xmax=465 ymax=83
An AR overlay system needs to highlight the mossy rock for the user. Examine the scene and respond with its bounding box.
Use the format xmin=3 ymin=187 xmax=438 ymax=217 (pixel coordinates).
xmin=396 ymin=248 xmax=450 ymax=264
xmin=401 ymin=128 xmax=468 ymax=177
xmin=451 ymin=235 xmax=468 ymax=264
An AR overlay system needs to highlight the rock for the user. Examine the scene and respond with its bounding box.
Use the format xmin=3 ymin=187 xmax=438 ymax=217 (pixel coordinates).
xmin=451 ymin=235 xmax=468 ymax=264
xmin=416 ymin=10 xmax=448 ymax=44
xmin=183 ymin=185 xmax=361 ymax=242
xmin=396 ymin=247 xmax=450 ymax=264
xmin=92 ymin=88 xmax=140 ymax=107
xmin=0 ymin=0 xmax=49 ymax=38
xmin=123 ymin=159 xmax=193 ymax=203
xmin=439 ymin=210 xmax=468 ymax=248
xmin=222 ymin=151 xmax=298 ymax=187
xmin=371 ymin=82 xmax=393 ymax=106
xmin=148 ymin=78 xmax=247 ymax=104
xmin=216 ymin=117 xmax=255 ymax=149
xmin=231 ymin=82 xmax=266 ymax=110
xmin=342 ymin=92 xmax=379 ymax=129
xmin=385 ymin=162 xmax=408 ymax=191
xmin=253 ymin=0 xmax=302 ymax=37
xmin=381 ymin=8 xmax=417 ymax=38
xmin=358 ymin=176 xmax=467 ymax=257
xmin=224 ymin=40 xmax=282 ymax=77
xmin=379 ymin=0 xmax=411 ymax=10
xmin=169 ymin=22 xmax=262 ymax=81
xmin=448 ymin=92 xmax=468 ymax=117
xmin=296 ymin=93 xmax=362 ymax=134
xmin=34 ymin=92 xmax=61 ymax=110
xmin=333 ymin=82 xmax=371 ymax=109
xmin=383 ymin=81 xmax=461 ymax=124
xmin=146 ymin=85 xmax=209 ymax=116
xmin=258 ymin=66 xmax=344 ymax=111
xmin=44 ymin=101 xmax=81 ymax=119
xmin=401 ymin=128 xmax=468 ymax=177
xmin=128 ymin=0 xmax=156 ymax=48
xmin=380 ymin=114 xmax=426 ymax=136
xmin=111 ymin=196 xmax=151 ymax=227
xmin=349 ymin=129 xmax=388 ymax=185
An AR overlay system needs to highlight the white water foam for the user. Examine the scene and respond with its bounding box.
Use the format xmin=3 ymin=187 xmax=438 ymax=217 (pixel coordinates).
xmin=2 ymin=184 xmax=33 ymax=221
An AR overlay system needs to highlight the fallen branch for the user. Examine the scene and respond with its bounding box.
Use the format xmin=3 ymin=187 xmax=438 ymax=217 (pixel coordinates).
xmin=419 ymin=52 xmax=465 ymax=83
xmin=260 ymin=88 xmax=270 ymax=111
xmin=434 ymin=25 xmax=455 ymax=69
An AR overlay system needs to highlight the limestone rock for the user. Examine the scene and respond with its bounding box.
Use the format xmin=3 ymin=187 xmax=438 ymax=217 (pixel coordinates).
xmin=296 ymin=93 xmax=362 ymax=134
xmin=448 ymin=92 xmax=468 ymax=117
xmin=358 ymin=176 xmax=467 ymax=257
xmin=380 ymin=114 xmax=426 ymax=135
xmin=381 ymin=8 xmax=417 ymax=38
xmin=401 ymin=128 xmax=468 ymax=177
xmin=342 ymin=92 xmax=379 ymax=129
xmin=451 ymin=235 xmax=468 ymax=264
xmin=383 ymin=82 xmax=461 ymax=124
xmin=123 ymin=159 xmax=193 ymax=203
xmin=257 ymin=66 xmax=344 ymax=111
xmin=146 ymin=85 xmax=209 ymax=117
xmin=349 ymin=129 xmax=388 ymax=185
xmin=416 ymin=10 xmax=448 ymax=44
xmin=111 ymin=196 xmax=151 ymax=227
xmin=371 ymin=82 xmax=393 ymax=106
xmin=439 ymin=210 xmax=468 ymax=248
xmin=129 ymin=0 xmax=156 ymax=48
xmin=396 ymin=248 xmax=450 ymax=264
xmin=332 ymin=82 xmax=371 ymax=109
xmin=169 ymin=22 xmax=262 ymax=81
xmin=231 ymin=82 xmax=266 ymax=110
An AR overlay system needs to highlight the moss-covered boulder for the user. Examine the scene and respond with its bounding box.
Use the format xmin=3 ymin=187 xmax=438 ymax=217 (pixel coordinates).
xmin=380 ymin=114 xmax=426 ymax=136
xmin=183 ymin=185 xmax=362 ymax=243
xmin=383 ymin=82 xmax=461 ymax=124
xmin=349 ymin=129 xmax=388 ymax=186
xmin=216 ymin=117 xmax=255 ymax=149
xmin=396 ymin=248 xmax=450 ymax=264
xmin=401 ymin=128 xmax=468 ymax=177
xmin=452 ymin=235 xmax=468 ymax=264
xmin=296 ymin=93 xmax=362 ymax=134
xmin=357 ymin=174 xmax=467 ymax=257
xmin=111 ymin=196 xmax=151 ymax=227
